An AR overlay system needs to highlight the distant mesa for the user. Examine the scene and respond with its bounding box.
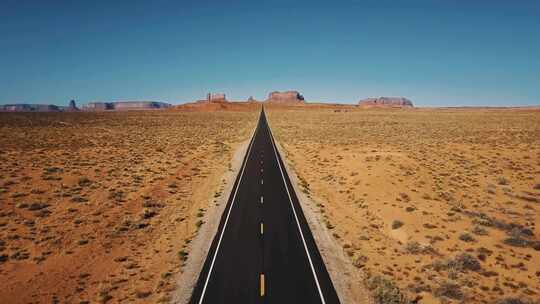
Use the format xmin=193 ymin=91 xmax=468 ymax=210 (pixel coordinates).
xmin=266 ymin=91 xmax=305 ymax=104
xmin=247 ymin=96 xmax=257 ymax=102
xmin=82 ymin=101 xmax=171 ymax=111
xmin=358 ymin=97 xmax=414 ymax=108
xmin=1 ymin=100 xmax=80 ymax=112
xmin=197 ymin=93 xmax=227 ymax=103
xmin=1 ymin=104 xmax=61 ymax=112
xmin=0 ymin=100 xmax=171 ymax=112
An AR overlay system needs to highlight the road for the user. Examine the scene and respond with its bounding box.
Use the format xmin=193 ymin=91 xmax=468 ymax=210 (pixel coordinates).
xmin=190 ymin=109 xmax=340 ymax=304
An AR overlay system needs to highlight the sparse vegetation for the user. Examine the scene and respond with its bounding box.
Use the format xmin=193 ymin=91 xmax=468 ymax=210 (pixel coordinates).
xmin=434 ymin=281 xmax=463 ymax=300
xmin=0 ymin=110 xmax=257 ymax=303
xmin=267 ymin=107 xmax=540 ymax=303
xmin=458 ymin=232 xmax=476 ymax=242
xmin=433 ymin=253 xmax=482 ymax=273
xmin=391 ymin=220 xmax=404 ymax=229
xmin=366 ymin=276 xmax=410 ymax=304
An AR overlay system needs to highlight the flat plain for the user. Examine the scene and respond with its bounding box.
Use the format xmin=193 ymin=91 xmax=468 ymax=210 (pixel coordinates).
xmin=266 ymin=107 xmax=540 ymax=304
xmin=0 ymin=111 xmax=257 ymax=303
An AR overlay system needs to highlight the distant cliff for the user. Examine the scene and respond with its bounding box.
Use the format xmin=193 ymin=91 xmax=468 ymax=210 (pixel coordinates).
xmin=0 ymin=100 xmax=79 ymax=112
xmin=266 ymin=91 xmax=305 ymax=104
xmin=358 ymin=97 xmax=413 ymax=108
xmin=82 ymin=101 xmax=171 ymax=111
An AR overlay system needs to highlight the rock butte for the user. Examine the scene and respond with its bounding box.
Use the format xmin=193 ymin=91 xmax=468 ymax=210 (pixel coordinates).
xmin=197 ymin=93 xmax=228 ymax=103
xmin=266 ymin=91 xmax=306 ymax=104
xmin=358 ymin=97 xmax=414 ymax=108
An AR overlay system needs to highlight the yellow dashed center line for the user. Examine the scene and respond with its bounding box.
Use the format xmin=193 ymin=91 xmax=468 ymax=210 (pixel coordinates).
xmin=260 ymin=274 xmax=265 ymax=297
xmin=260 ymin=222 xmax=264 ymax=235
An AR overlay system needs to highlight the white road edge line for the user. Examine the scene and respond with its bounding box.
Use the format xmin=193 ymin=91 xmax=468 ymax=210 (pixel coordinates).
xmin=267 ymin=123 xmax=327 ymax=304
xmin=198 ymin=121 xmax=259 ymax=304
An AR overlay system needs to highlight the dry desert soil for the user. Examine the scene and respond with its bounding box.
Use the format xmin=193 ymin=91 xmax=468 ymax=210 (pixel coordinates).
xmin=1 ymin=106 xmax=539 ymax=304
xmin=266 ymin=107 xmax=540 ymax=304
xmin=0 ymin=111 xmax=257 ymax=303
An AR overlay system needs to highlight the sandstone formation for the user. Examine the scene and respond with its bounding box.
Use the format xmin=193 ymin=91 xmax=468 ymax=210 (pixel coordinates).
xmin=197 ymin=93 xmax=227 ymax=103
xmin=68 ymin=99 xmax=79 ymax=111
xmin=358 ymin=97 xmax=413 ymax=108
xmin=83 ymin=102 xmax=114 ymax=111
xmin=0 ymin=100 xmax=81 ymax=112
xmin=82 ymin=101 xmax=171 ymax=111
xmin=266 ymin=91 xmax=305 ymax=104
xmin=0 ymin=104 xmax=61 ymax=112
xmin=209 ymin=93 xmax=226 ymax=102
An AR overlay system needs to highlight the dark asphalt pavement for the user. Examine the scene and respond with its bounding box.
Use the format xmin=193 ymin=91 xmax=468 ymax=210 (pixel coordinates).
xmin=190 ymin=109 xmax=341 ymax=304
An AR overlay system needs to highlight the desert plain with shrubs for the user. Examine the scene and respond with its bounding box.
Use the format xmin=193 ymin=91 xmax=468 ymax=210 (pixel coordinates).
xmin=267 ymin=107 xmax=540 ymax=304
xmin=0 ymin=111 xmax=257 ymax=303
xmin=0 ymin=106 xmax=539 ymax=304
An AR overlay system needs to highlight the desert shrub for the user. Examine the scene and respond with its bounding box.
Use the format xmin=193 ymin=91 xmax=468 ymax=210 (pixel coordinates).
xmin=398 ymin=193 xmax=410 ymax=201
xmin=391 ymin=220 xmax=404 ymax=229
xmin=497 ymin=298 xmax=533 ymax=304
xmin=71 ymin=196 xmax=88 ymax=203
xmin=16 ymin=202 xmax=29 ymax=209
xmin=508 ymin=226 xmax=533 ymax=238
xmin=135 ymin=290 xmax=151 ymax=298
xmin=353 ymin=255 xmax=368 ymax=268
xmin=78 ymin=177 xmax=92 ymax=187
xmin=405 ymin=241 xmax=422 ymax=254
xmin=367 ymin=276 xmax=410 ymax=304
xmin=0 ymin=254 xmax=8 ymax=263
xmin=44 ymin=167 xmax=62 ymax=174
xmin=458 ymin=232 xmax=475 ymax=242
xmin=434 ymin=281 xmax=463 ymax=300
xmin=141 ymin=209 xmax=157 ymax=219
xmin=142 ymin=201 xmax=164 ymax=208
xmin=433 ymin=253 xmax=481 ymax=272
xmin=28 ymin=202 xmax=49 ymax=211
xmin=497 ymin=177 xmax=509 ymax=185
xmin=108 ymin=190 xmax=125 ymax=202
xmin=503 ymin=237 xmax=529 ymax=247
xmin=178 ymin=250 xmax=188 ymax=261
xmin=472 ymin=225 xmax=489 ymax=235
xmin=423 ymin=223 xmax=437 ymax=229
xmin=454 ymin=253 xmax=482 ymax=271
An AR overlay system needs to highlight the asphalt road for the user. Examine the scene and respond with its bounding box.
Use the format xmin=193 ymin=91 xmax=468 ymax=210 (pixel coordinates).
xmin=190 ymin=109 xmax=341 ymax=304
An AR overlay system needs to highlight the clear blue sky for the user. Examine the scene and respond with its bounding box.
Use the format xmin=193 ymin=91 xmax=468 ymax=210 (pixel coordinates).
xmin=1 ymin=0 xmax=539 ymax=107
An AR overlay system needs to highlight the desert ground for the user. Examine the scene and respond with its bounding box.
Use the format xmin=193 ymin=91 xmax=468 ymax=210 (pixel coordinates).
xmin=0 ymin=110 xmax=257 ymax=303
xmin=266 ymin=107 xmax=540 ymax=304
